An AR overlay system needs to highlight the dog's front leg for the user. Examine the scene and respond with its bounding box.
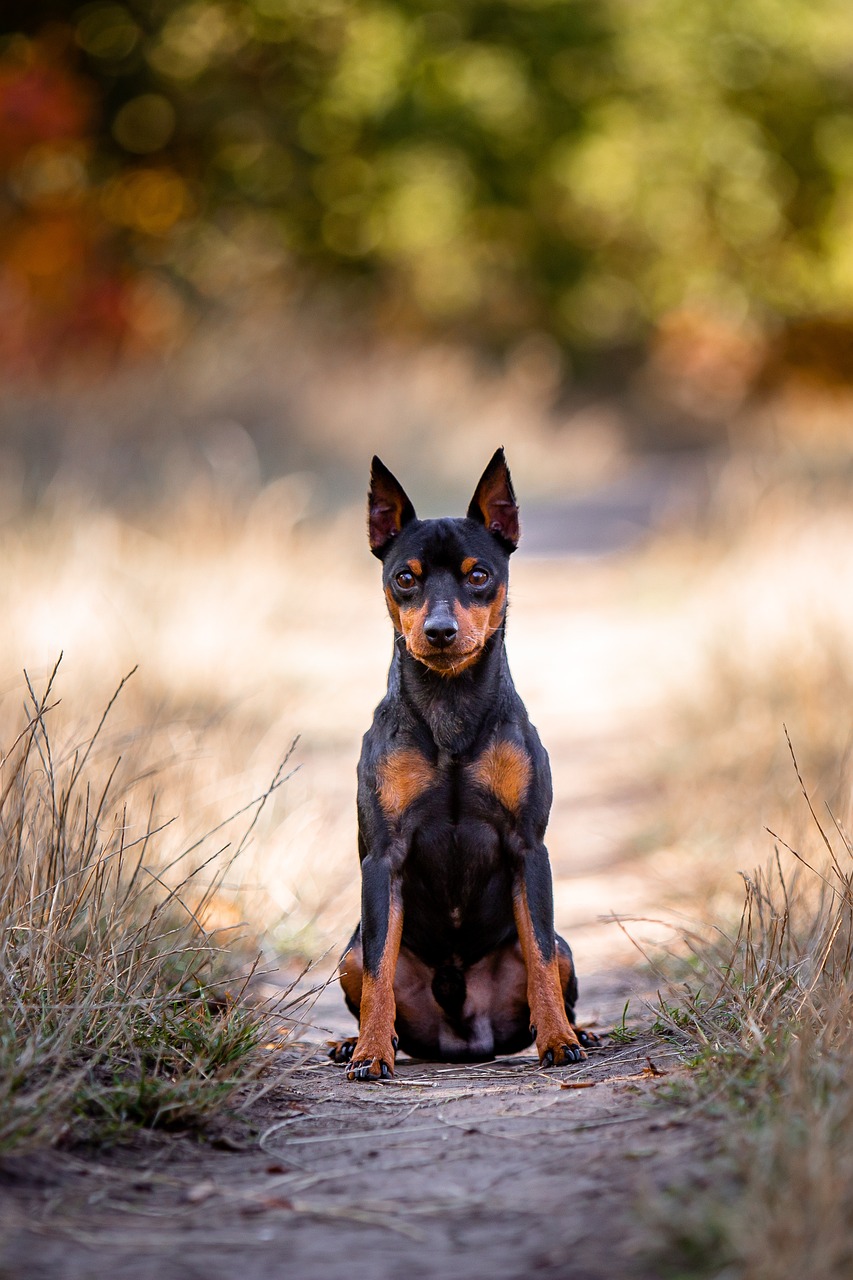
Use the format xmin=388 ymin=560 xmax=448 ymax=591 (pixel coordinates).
xmin=511 ymin=843 xmax=585 ymax=1067
xmin=347 ymin=850 xmax=403 ymax=1081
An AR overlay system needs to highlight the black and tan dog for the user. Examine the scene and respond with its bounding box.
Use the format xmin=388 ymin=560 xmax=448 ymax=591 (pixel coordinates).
xmin=330 ymin=449 xmax=588 ymax=1081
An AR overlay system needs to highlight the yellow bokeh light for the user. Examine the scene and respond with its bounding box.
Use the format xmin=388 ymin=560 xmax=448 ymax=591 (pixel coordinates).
xmin=112 ymin=94 xmax=176 ymax=154
xmin=101 ymin=168 xmax=191 ymax=235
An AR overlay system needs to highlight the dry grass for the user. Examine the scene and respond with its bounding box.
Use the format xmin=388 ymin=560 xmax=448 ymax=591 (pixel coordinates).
xmin=0 ymin=656 xmax=300 ymax=1151
xmin=662 ymin=735 xmax=853 ymax=1060
xmin=655 ymin=731 xmax=853 ymax=1277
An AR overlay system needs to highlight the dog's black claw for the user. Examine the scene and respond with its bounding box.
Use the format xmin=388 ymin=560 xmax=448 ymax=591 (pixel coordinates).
xmin=565 ymin=1044 xmax=584 ymax=1063
xmin=346 ymin=1056 xmax=393 ymax=1082
xmin=541 ymin=1048 xmax=554 ymax=1067
xmin=530 ymin=1024 xmax=537 ymax=1039
xmin=391 ymin=1036 xmax=399 ymax=1051
xmin=328 ymin=1038 xmax=357 ymax=1064
xmin=576 ymin=1028 xmax=599 ymax=1048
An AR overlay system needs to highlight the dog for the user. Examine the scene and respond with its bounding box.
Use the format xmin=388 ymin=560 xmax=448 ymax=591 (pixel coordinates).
xmin=329 ymin=449 xmax=588 ymax=1080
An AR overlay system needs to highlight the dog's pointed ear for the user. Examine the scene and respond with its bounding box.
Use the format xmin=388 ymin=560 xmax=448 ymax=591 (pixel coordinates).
xmin=467 ymin=448 xmax=519 ymax=551
xmin=368 ymin=457 xmax=416 ymax=556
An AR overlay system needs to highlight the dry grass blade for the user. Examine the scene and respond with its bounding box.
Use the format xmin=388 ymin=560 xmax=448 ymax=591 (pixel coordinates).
xmin=0 ymin=664 xmax=302 ymax=1152
xmin=657 ymin=737 xmax=853 ymax=1279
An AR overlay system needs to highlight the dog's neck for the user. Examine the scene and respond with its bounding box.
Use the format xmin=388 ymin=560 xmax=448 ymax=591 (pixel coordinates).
xmin=390 ymin=628 xmax=510 ymax=755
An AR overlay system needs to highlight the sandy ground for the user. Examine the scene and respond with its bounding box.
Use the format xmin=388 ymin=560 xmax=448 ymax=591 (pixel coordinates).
xmin=0 ymin=1015 xmax=715 ymax=1280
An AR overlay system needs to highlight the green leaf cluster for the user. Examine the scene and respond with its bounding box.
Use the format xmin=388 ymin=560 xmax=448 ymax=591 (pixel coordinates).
xmin=9 ymin=0 xmax=853 ymax=352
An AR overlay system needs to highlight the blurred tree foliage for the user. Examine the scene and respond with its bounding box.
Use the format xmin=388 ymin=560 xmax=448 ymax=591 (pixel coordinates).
xmin=1 ymin=0 xmax=853 ymax=371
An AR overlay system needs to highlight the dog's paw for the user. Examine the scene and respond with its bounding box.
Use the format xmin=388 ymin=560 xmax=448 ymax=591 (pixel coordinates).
xmin=540 ymin=1041 xmax=586 ymax=1067
xmin=346 ymin=1055 xmax=394 ymax=1081
xmin=531 ymin=1019 xmax=587 ymax=1067
xmin=345 ymin=1034 xmax=396 ymax=1082
xmin=327 ymin=1037 xmax=358 ymax=1064
xmin=575 ymin=1026 xmax=600 ymax=1049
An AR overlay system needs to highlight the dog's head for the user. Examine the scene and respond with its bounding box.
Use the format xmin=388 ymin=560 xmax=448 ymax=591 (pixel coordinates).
xmin=367 ymin=449 xmax=518 ymax=676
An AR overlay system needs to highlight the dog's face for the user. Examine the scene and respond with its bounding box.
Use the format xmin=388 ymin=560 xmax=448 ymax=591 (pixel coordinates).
xmin=368 ymin=449 xmax=518 ymax=676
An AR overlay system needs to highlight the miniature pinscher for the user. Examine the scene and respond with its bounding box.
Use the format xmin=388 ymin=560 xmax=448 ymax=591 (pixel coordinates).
xmin=329 ymin=449 xmax=589 ymax=1080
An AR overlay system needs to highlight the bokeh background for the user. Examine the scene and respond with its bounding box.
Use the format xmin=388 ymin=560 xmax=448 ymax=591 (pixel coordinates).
xmin=3 ymin=0 xmax=853 ymax=1000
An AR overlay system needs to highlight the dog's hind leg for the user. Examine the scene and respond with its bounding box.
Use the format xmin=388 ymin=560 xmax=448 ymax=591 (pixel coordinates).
xmin=327 ymin=924 xmax=363 ymax=1063
xmin=338 ymin=922 xmax=364 ymax=1015
xmin=556 ymin=932 xmax=598 ymax=1048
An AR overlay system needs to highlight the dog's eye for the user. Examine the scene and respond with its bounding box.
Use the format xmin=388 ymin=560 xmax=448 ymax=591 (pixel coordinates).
xmin=394 ymin=570 xmax=416 ymax=590
xmin=467 ymin=567 xmax=490 ymax=588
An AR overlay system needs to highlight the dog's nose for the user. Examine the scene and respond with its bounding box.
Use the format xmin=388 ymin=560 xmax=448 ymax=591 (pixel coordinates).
xmin=424 ymin=613 xmax=458 ymax=648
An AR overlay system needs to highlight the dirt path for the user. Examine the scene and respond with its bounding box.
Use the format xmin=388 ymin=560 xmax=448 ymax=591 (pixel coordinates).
xmin=0 ymin=1015 xmax=715 ymax=1280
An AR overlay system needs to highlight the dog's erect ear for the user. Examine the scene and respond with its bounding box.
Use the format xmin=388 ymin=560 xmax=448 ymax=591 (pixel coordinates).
xmin=467 ymin=447 xmax=519 ymax=551
xmin=368 ymin=457 xmax=416 ymax=556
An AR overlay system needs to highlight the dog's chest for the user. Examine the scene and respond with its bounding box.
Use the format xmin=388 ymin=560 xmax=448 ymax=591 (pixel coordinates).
xmin=401 ymin=797 xmax=514 ymax=956
xmin=376 ymin=736 xmax=530 ymax=832
xmin=396 ymin=751 xmax=513 ymax=884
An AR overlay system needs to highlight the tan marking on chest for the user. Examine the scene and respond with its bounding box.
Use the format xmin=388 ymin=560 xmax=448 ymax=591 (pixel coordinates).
xmin=471 ymin=740 xmax=532 ymax=814
xmin=377 ymin=748 xmax=435 ymax=819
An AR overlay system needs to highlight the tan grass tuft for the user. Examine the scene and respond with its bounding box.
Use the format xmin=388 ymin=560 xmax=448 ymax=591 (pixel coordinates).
xmin=659 ymin=737 xmax=853 ymax=1279
xmin=0 ymin=658 xmax=300 ymax=1151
